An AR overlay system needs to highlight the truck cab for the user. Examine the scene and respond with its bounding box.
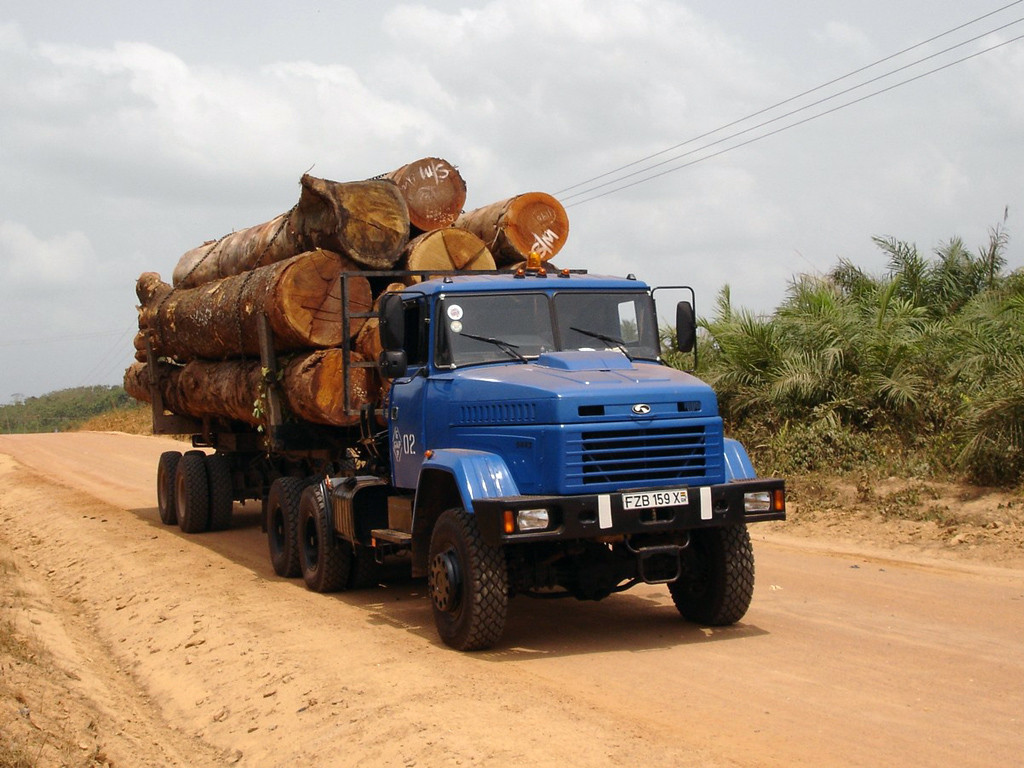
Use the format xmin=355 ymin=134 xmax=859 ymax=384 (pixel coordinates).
xmin=366 ymin=268 xmax=785 ymax=649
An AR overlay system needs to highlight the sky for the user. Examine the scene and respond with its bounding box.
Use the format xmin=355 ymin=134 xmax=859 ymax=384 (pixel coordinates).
xmin=1 ymin=0 xmax=1022 ymax=403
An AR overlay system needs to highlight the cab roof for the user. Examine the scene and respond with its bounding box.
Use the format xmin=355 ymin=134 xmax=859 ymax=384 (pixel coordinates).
xmin=409 ymin=271 xmax=651 ymax=297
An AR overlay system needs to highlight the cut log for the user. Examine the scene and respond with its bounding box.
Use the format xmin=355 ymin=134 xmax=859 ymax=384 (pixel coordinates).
xmin=172 ymin=210 xmax=305 ymax=289
xmin=299 ymin=175 xmax=410 ymax=269
xmin=138 ymin=250 xmax=372 ymax=362
xmin=123 ymin=360 xmax=188 ymax=415
xmin=402 ymin=228 xmax=495 ymax=283
xmin=133 ymin=329 xmax=147 ymax=363
xmin=456 ymin=192 xmax=569 ymax=266
xmin=124 ymin=349 xmax=375 ymax=428
xmin=384 ymin=158 xmax=467 ymax=232
xmin=172 ymin=175 xmax=410 ymax=287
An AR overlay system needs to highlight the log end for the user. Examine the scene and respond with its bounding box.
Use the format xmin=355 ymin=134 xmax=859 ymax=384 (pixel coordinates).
xmin=386 ymin=157 xmax=468 ymax=232
xmin=299 ymin=175 xmax=411 ymax=269
xmin=501 ymin=192 xmax=569 ymax=263
xmin=284 ymin=349 xmax=376 ymax=427
xmin=272 ymin=249 xmax=372 ymax=348
xmin=403 ymin=228 xmax=495 ymax=283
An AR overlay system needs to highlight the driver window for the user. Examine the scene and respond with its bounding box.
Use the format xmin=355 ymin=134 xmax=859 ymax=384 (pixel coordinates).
xmin=403 ymin=299 xmax=426 ymax=367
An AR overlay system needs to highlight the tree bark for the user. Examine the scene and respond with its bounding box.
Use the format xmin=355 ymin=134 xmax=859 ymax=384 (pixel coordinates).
xmin=172 ymin=175 xmax=410 ymax=287
xmin=124 ymin=349 xmax=375 ymax=428
xmin=137 ymin=249 xmax=372 ymax=362
xmin=456 ymin=192 xmax=569 ymax=266
xmin=384 ymin=157 xmax=467 ymax=232
xmin=402 ymin=228 xmax=495 ymax=282
xmin=172 ymin=210 xmax=305 ymax=289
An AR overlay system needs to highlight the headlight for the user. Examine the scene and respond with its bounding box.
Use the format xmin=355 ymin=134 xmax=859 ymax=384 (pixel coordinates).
xmin=744 ymin=491 xmax=772 ymax=513
xmin=516 ymin=508 xmax=550 ymax=531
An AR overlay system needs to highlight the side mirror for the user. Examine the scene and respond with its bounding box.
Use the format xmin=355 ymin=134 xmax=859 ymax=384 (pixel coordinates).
xmin=676 ymin=301 xmax=696 ymax=353
xmin=378 ymin=350 xmax=408 ymax=379
xmin=379 ymin=292 xmax=405 ymax=352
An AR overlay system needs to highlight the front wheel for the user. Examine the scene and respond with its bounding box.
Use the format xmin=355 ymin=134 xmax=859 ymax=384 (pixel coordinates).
xmin=669 ymin=524 xmax=755 ymax=626
xmin=428 ymin=508 xmax=508 ymax=651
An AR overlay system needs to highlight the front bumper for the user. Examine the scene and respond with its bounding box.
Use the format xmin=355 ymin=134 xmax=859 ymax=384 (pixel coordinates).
xmin=473 ymin=478 xmax=785 ymax=546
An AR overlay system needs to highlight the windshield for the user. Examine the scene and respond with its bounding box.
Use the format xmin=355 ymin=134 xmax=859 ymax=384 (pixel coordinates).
xmin=436 ymin=290 xmax=660 ymax=367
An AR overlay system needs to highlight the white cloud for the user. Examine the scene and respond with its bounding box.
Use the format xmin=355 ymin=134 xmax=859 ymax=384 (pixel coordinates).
xmin=0 ymin=221 xmax=94 ymax=286
xmin=0 ymin=2 xmax=1022 ymax=399
xmin=2 ymin=34 xmax=444 ymax=196
xmin=814 ymin=21 xmax=875 ymax=59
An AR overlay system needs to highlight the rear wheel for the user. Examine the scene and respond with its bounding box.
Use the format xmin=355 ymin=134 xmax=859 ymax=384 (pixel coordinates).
xmin=206 ymin=454 xmax=234 ymax=531
xmin=669 ymin=524 xmax=754 ymax=625
xmin=267 ymin=477 xmax=307 ymax=578
xmin=298 ymin=485 xmax=350 ymax=592
xmin=175 ymin=453 xmax=209 ymax=534
xmin=156 ymin=451 xmax=181 ymax=525
xmin=428 ymin=508 xmax=508 ymax=651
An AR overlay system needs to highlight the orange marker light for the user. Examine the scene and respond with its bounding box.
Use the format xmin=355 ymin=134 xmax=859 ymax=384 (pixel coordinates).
xmin=773 ymin=489 xmax=786 ymax=512
xmin=503 ymin=510 xmax=515 ymax=534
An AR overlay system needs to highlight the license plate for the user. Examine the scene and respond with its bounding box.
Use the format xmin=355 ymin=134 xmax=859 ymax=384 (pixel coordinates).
xmin=621 ymin=488 xmax=689 ymax=510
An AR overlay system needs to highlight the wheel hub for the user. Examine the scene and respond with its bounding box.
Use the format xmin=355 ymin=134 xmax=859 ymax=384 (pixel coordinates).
xmin=429 ymin=549 xmax=461 ymax=613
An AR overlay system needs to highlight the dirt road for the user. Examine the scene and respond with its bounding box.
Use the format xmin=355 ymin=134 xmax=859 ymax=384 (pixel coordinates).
xmin=1 ymin=432 xmax=1022 ymax=767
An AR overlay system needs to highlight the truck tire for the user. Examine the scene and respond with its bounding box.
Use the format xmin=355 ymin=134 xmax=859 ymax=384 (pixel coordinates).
xmin=175 ymin=453 xmax=210 ymax=534
xmin=206 ymin=454 xmax=234 ymax=532
xmin=428 ymin=508 xmax=508 ymax=651
xmin=669 ymin=523 xmax=755 ymax=626
xmin=156 ymin=451 xmax=182 ymax=526
xmin=298 ymin=485 xmax=351 ymax=592
xmin=266 ymin=477 xmax=306 ymax=578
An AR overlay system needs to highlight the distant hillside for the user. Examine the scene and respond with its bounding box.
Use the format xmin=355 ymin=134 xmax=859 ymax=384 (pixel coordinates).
xmin=0 ymin=386 xmax=140 ymax=434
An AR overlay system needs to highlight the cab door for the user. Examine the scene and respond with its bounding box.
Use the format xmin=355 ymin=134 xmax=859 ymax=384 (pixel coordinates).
xmin=388 ymin=296 xmax=429 ymax=490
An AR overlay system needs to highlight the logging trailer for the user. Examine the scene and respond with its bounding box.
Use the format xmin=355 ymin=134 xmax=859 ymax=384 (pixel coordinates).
xmin=147 ymin=260 xmax=786 ymax=650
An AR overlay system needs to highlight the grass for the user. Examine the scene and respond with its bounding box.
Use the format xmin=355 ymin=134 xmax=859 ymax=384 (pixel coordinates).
xmin=75 ymin=404 xmax=153 ymax=435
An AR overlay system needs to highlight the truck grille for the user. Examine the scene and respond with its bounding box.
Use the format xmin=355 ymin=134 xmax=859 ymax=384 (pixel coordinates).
xmin=457 ymin=401 xmax=538 ymax=425
xmin=564 ymin=423 xmax=717 ymax=490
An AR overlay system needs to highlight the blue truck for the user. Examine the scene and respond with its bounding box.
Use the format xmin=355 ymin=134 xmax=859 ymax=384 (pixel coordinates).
xmin=152 ymin=264 xmax=785 ymax=651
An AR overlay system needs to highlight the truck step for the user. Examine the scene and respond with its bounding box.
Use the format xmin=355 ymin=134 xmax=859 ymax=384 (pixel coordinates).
xmin=370 ymin=528 xmax=413 ymax=546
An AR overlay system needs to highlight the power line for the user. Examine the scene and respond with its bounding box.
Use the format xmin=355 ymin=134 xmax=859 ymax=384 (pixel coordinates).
xmin=558 ymin=2 xmax=1024 ymax=205
xmin=77 ymin=326 xmax=136 ymax=388
xmin=567 ymin=31 xmax=1024 ymax=207
xmin=562 ymin=15 xmax=1024 ymax=205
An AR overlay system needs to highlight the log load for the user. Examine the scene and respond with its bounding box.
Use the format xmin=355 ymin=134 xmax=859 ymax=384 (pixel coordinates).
xmin=127 ymin=157 xmax=576 ymax=433
xmin=137 ymin=250 xmax=372 ymax=362
xmin=172 ymin=175 xmax=410 ymax=287
xmin=401 ymin=228 xmax=495 ymax=282
xmin=455 ymin=192 xmax=569 ymax=266
xmin=384 ymin=157 xmax=467 ymax=232
xmin=124 ymin=349 xmax=374 ymax=428
xmin=133 ymin=329 xmax=147 ymax=363
xmin=123 ymin=359 xmax=188 ymax=416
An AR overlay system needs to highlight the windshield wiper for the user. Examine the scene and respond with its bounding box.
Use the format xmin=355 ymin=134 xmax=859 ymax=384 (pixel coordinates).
xmin=569 ymin=326 xmax=633 ymax=361
xmin=457 ymin=332 xmax=529 ymax=363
